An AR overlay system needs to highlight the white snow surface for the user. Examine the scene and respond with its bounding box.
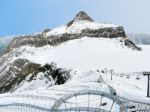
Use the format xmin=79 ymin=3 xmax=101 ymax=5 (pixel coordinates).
xmin=0 ymin=69 xmax=149 ymax=112
xmin=15 ymin=37 xmax=150 ymax=72
xmin=46 ymin=20 xmax=118 ymax=36
xmin=0 ymin=70 xmax=119 ymax=112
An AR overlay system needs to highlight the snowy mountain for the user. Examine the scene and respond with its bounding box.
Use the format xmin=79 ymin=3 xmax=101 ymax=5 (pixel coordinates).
xmin=0 ymin=10 xmax=145 ymax=92
xmin=0 ymin=11 xmax=143 ymax=93
xmin=5 ymin=11 xmax=141 ymax=53
xmin=46 ymin=11 xmax=118 ymax=36
xmin=0 ymin=11 xmax=150 ymax=112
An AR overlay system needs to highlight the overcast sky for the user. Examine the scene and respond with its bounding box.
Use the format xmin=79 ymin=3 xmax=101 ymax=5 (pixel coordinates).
xmin=0 ymin=0 xmax=150 ymax=36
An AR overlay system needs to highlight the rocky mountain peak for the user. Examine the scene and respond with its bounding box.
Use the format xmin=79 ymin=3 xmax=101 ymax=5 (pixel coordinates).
xmin=67 ymin=11 xmax=94 ymax=27
xmin=74 ymin=11 xmax=94 ymax=22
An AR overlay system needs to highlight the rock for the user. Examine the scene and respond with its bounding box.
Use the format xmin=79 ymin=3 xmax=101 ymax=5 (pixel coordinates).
xmin=67 ymin=11 xmax=93 ymax=27
xmin=0 ymin=59 xmax=70 ymax=93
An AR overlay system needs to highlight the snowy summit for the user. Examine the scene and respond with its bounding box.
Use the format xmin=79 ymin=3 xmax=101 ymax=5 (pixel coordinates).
xmin=46 ymin=11 xmax=118 ymax=36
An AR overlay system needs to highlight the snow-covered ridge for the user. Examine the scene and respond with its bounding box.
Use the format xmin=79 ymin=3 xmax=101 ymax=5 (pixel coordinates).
xmin=46 ymin=11 xmax=118 ymax=36
xmin=6 ymin=22 xmax=140 ymax=52
xmin=5 ymin=11 xmax=141 ymax=53
xmin=46 ymin=20 xmax=118 ymax=36
xmin=12 ymin=37 xmax=149 ymax=72
xmin=46 ymin=11 xmax=119 ymax=36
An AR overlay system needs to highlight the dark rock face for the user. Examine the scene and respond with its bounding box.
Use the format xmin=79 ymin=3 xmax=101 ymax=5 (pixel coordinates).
xmin=0 ymin=59 xmax=70 ymax=93
xmin=29 ymin=62 xmax=71 ymax=85
xmin=81 ymin=27 xmax=126 ymax=38
xmin=125 ymin=39 xmax=142 ymax=50
xmin=0 ymin=59 xmax=40 ymax=93
xmin=67 ymin=11 xmax=93 ymax=27
xmin=75 ymin=11 xmax=94 ymax=21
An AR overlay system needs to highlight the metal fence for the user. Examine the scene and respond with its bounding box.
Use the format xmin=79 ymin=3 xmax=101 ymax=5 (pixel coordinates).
xmin=0 ymin=90 xmax=150 ymax=112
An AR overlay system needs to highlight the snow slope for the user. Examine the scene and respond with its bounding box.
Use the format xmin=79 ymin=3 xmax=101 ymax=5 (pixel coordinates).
xmin=0 ymin=38 xmax=150 ymax=111
xmin=0 ymin=69 xmax=121 ymax=112
xmin=15 ymin=37 xmax=150 ymax=72
xmin=0 ymin=68 xmax=149 ymax=112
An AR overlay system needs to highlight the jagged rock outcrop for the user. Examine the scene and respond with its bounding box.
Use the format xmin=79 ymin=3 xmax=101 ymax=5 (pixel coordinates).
xmin=81 ymin=27 xmax=126 ymax=38
xmin=0 ymin=59 xmax=40 ymax=93
xmin=0 ymin=59 xmax=70 ymax=93
xmin=67 ymin=11 xmax=93 ymax=27
xmin=74 ymin=11 xmax=94 ymax=21
xmin=5 ymin=27 xmax=141 ymax=52
xmin=124 ymin=39 xmax=141 ymax=50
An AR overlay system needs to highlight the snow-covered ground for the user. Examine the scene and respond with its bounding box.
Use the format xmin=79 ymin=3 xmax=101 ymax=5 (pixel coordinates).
xmin=7 ymin=37 xmax=150 ymax=99
xmin=0 ymin=68 xmax=149 ymax=111
xmin=0 ymin=70 xmax=120 ymax=112
xmin=0 ymin=37 xmax=150 ymax=111
xmin=15 ymin=37 xmax=150 ymax=100
xmin=100 ymin=71 xmax=149 ymax=101
xmin=15 ymin=37 xmax=150 ymax=72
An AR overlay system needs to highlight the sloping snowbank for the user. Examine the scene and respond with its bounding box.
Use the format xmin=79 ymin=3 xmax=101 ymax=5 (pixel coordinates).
xmin=16 ymin=37 xmax=150 ymax=72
